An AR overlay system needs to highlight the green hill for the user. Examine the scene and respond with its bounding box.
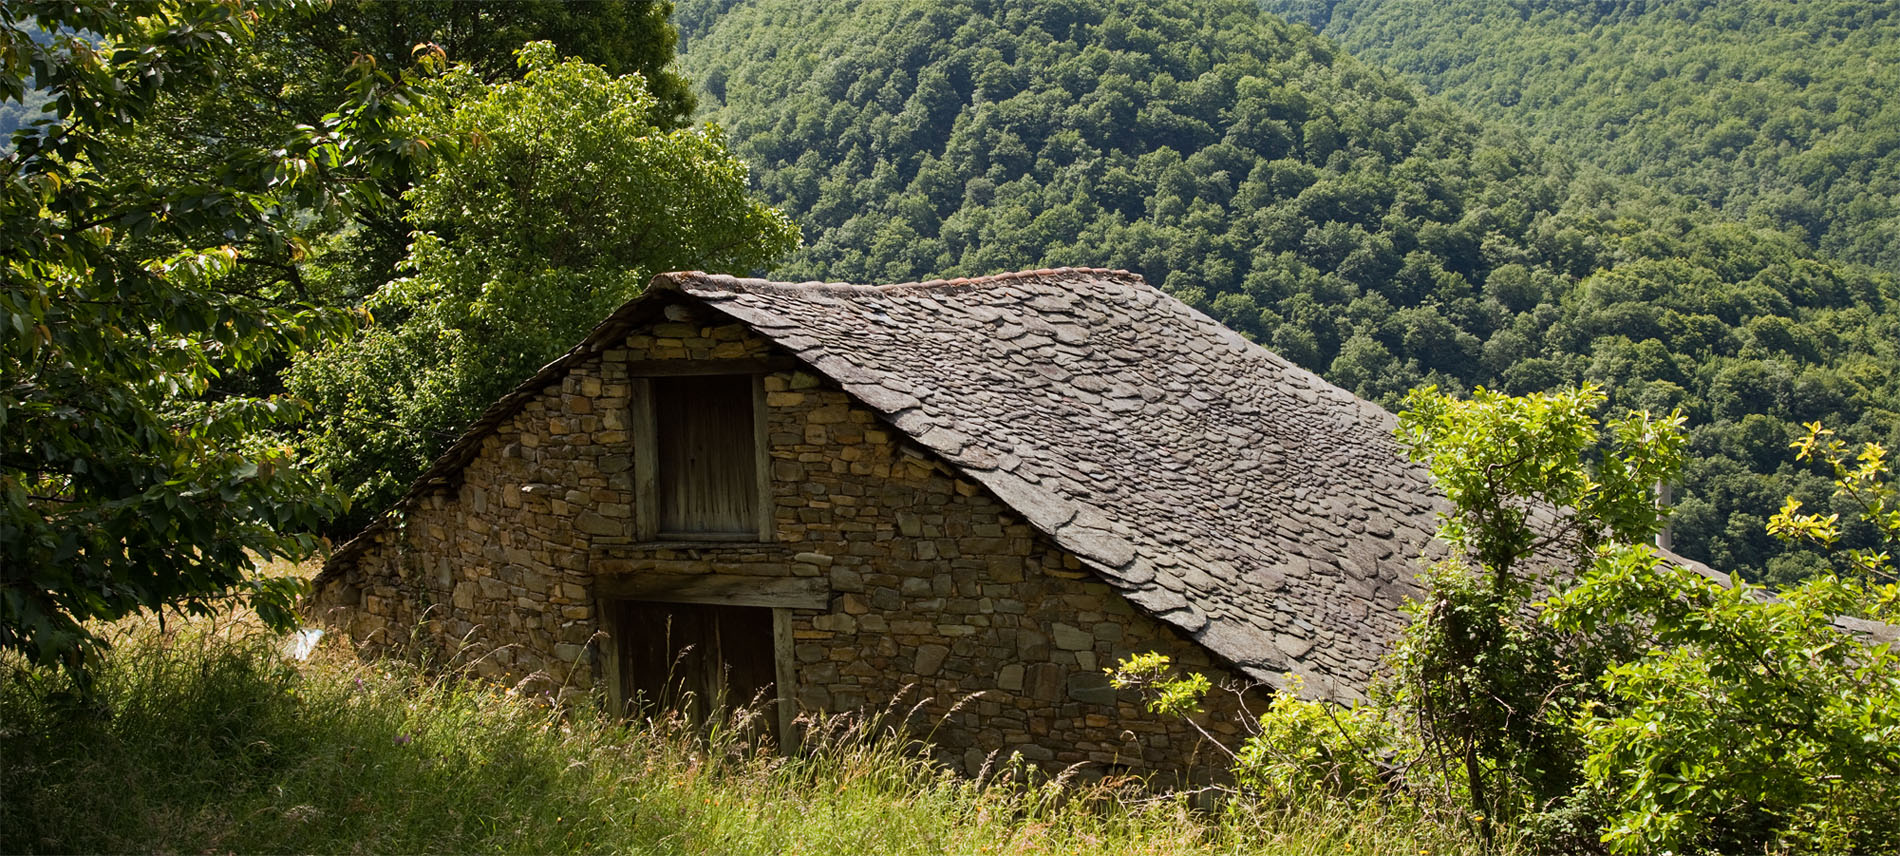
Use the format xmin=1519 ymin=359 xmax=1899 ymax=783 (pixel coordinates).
xmin=679 ymin=0 xmax=1900 ymax=585
xmin=1264 ymin=0 xmax=1900 ymax=273
xmin=1 ymin=22 xmax=56 ymax=149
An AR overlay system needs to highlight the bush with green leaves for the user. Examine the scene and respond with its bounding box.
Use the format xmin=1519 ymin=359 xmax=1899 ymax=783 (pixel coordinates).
xmin=1232 ymin=676 xmax=1398 ymax=805
xmin=1105 ymin=655 xmax=1400 ymax=807
xmin=0 ymin=0 xmax=416 ymax=669
xmin=1397 ymin=387 xmax=1899 ymax=853
xmin=1388 ymin=384 xmax=1683 ymax=847
xmin=1545 ymin=421 xmax=1900 ymax=855
xmin=287 ymin=42 xmax=798 ymax=528
xmin=1115 ymin=387 xmax=1898 ymax=853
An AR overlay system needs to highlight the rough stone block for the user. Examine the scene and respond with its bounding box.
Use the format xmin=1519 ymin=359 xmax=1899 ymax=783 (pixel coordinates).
xmin=574 ymin=513 xmax=621 ymax=536
xmin=913 ymin=644 xmax=949 ymax=676
xmin=1051 ymin=622 xmax=1093 ymax=651
xmin=1026 ymin=663 xmax=1064 ymax=702
xmin=1066 ymin=673 xmax=1116 ymax=705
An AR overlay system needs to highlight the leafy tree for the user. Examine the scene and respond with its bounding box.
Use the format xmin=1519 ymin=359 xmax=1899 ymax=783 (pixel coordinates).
xmin=1771 ymin=423 xmax=1900 ymax=587
xmin=1396 ymin=390 xmax=1897 ymax=852
xmin=1392 ymin=385 xmax=1682 ymax=846
xmin=92 ymin=0 xmax=699 ymax=324
xmin=287 ymin=43 xmax=798 ymax=527
xmin=316 ymin=0 xmax=696 ymax=118
xmin=0 ymin=0 xmax=416 ymax=668
xmin=1546 ymin=423 xmax=1899 ymax=854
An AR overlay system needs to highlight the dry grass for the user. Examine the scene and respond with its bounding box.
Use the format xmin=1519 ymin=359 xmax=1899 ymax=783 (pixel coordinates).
xmin=0 ymin=600 xmax=1490 ymax=855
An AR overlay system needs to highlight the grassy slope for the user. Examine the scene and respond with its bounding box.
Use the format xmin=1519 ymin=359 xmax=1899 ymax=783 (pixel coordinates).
xmin=0 ymin=615 xmax=1492 ymax=855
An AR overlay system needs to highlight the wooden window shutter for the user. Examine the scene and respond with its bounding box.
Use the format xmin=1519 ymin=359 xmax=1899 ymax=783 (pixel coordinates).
xmin=652 ymin=375 xmax=760 ymax=536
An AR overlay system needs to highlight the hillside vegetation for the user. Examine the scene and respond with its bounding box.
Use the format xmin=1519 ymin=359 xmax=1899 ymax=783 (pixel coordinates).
xmin=1265 ymin=0 xmax=1900 ymax=273
xmin=679 ymin=0 xmax=1900 ymax=585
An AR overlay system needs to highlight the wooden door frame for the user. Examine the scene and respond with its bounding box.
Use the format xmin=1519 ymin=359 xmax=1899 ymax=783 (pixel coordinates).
xmin=597 ymin=590 xmax=807 ymax=753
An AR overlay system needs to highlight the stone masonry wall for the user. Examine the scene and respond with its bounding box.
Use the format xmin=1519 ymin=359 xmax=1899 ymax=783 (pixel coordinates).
xmin=315 ymin=300 xmax=1265 ymax=780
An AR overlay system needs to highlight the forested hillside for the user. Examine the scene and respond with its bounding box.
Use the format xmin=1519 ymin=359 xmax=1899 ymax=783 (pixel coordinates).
xmin=1264 ymin=0 xmax=1900 ymax=273
xmin=0 ymin=24 xmax=53 ymax=147
xmin=679 ymin=0 xmax=1900 ymax=584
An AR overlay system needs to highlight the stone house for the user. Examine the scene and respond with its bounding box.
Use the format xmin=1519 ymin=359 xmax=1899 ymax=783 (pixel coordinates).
xmin=309 ymin=267 xmax=1446 ymax=777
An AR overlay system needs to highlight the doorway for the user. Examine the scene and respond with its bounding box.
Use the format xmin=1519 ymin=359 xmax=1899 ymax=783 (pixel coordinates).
xmin=602 ymin=600 xmax=778 ymax=731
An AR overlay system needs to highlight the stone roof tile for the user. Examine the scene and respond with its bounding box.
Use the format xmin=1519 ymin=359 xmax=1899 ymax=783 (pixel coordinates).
xmin=658 ymin=267 xmax=1441 ymax=698
xmin=318 ymin=267 xmax=1457 ymax=699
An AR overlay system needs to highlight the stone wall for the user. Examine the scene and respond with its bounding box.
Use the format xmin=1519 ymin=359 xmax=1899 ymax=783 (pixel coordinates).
xmin=314 ymin=299 xmax=1264 ymax=780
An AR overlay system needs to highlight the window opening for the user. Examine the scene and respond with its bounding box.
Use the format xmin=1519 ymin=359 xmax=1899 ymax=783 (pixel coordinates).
xmin=651 ymin=375 xmax=760 ymax=537
xmin=604 ymin=600 xmax=777 ymax=735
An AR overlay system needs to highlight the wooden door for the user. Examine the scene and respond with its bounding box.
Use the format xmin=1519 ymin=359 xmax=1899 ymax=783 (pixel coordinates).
xmin=606 ymin=600 xmax=775 ymax=730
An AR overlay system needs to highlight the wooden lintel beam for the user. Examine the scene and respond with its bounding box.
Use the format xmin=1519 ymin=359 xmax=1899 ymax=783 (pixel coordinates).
xmin=597 ymin=573 xmax=830 ymax=610
xmin=624 ymin=357 xmax=800 ymax=377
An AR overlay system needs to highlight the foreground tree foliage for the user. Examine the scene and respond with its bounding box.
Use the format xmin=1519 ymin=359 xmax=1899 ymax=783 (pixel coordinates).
xmin=0 ymin=0 xmax=417 ymax=667
xmin=1116 ymin=388 xmax=1899 ymax=854
xmin=286 ymin=43 xmax=798 ymax=527
xmin=1545 ymin=421 xmax=1900 ymax=854
xmin=1400 ymin=388 xmax=1897 ymax=853
xmin=1391 ymin=385 xmax=1683 ymax=848
xmin=678 ymin=0 xmax=1900 ymax=586
xmin=75 ymin=0 xmax=701 ymax=363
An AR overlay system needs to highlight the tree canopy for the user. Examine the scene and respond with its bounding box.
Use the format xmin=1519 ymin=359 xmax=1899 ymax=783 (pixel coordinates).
xmin=1267 ymin=0 xmax=1900 ymax=274
xmin=76 ymin=0 xmax=699 ymax=321
xmin=286 ymin=43 xmax=798 ymax=531
xmin=0 ymin=0 xmax=761 ymax=666
xmin=0 ymin=0 xmax=417 ymax=665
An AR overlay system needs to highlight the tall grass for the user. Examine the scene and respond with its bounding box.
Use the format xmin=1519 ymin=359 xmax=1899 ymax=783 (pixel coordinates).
xmin=0 ymin=613 xmax=1491 ymax=854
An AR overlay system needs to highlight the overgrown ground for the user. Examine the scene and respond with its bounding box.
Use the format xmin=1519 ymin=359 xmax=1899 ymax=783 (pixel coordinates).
xmin=0 ymin=607 xmax=1497 ymax=855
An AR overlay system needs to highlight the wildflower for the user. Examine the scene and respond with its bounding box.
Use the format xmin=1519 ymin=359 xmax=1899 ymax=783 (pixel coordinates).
xmin=394 ymin=734 xmax=413 ymax=746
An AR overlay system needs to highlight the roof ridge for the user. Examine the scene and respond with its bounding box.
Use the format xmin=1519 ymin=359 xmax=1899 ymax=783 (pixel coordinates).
xmin=660 ymin=267 xmax=1142 ymax=295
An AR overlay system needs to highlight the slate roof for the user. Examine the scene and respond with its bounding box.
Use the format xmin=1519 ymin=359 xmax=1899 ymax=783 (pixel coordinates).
xmin=320 ymin=267 xmax=1449 ymax=699
xmin=662 ymin=267 xmax=1441 ymax=698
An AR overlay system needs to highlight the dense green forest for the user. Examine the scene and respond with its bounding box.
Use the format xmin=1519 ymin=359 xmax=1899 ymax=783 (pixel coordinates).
xmin=0 ymin=23 xmax=52 ymax=146
xmin=677 ymin=0 xmax=1900 ymax=585
xmin=1263 ymin=0 xmax=1900 ymax=273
